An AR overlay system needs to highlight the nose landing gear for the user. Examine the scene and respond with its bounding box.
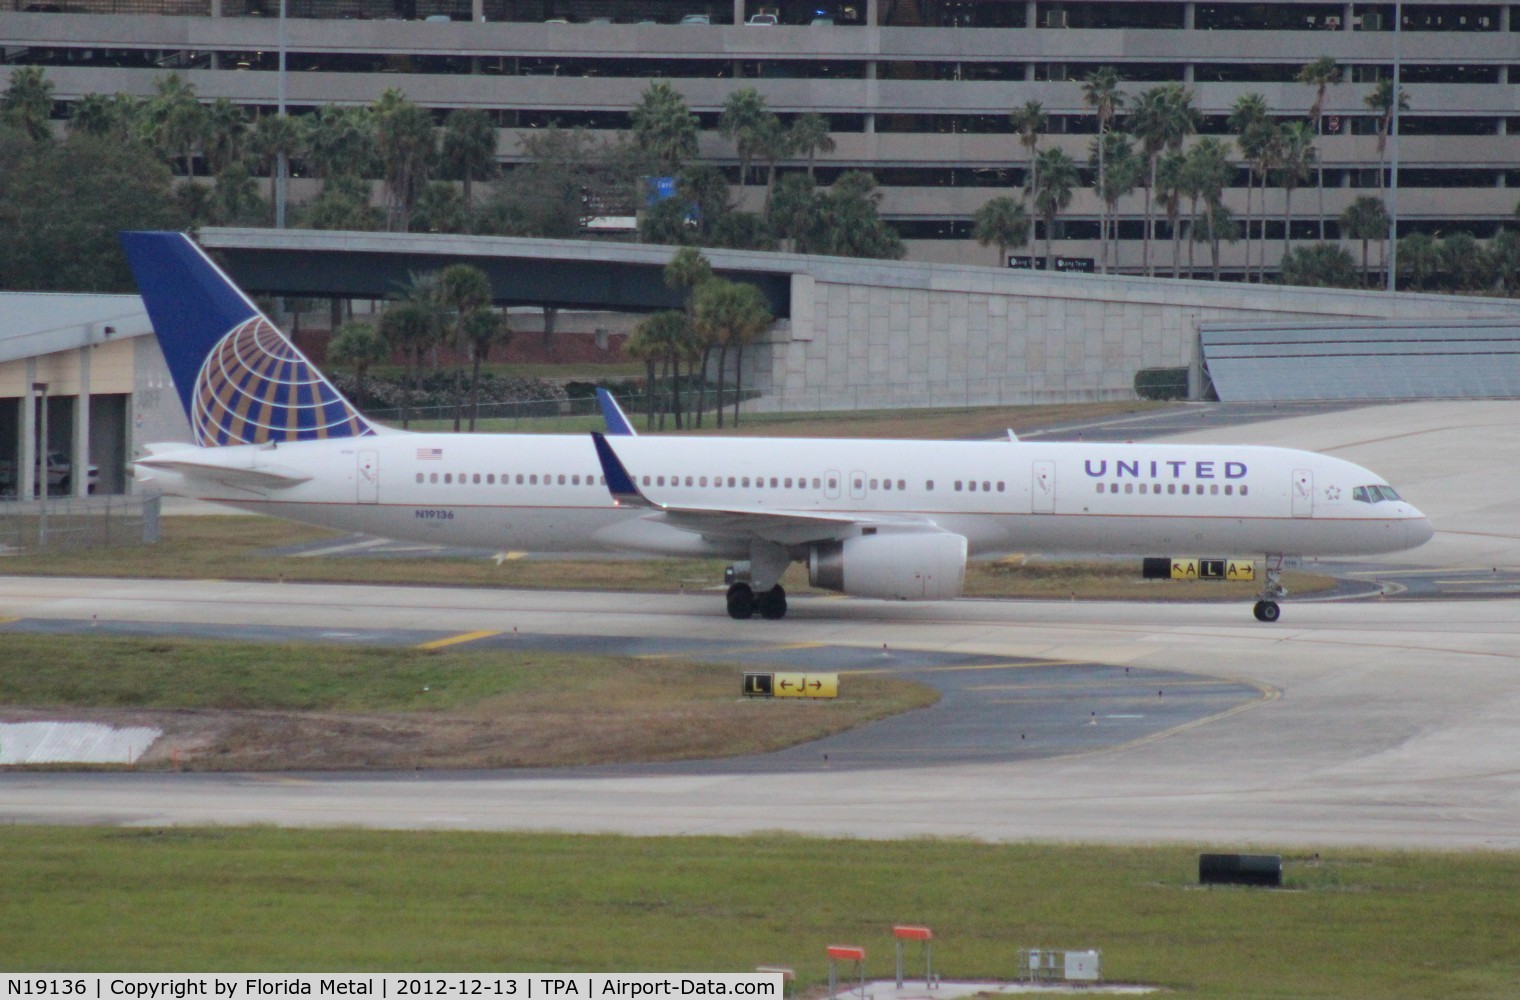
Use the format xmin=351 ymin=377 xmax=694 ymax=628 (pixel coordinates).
xmin=1253 ymin=555 xmax=1287 ymax=623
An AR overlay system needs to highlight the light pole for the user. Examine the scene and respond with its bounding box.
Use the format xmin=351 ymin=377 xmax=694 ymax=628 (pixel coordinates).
xmin=32 ymin=381 xmax=48 ymax=545
xmin=1386 ymin=0 xmax=1401 ymax=290
xmin=276 ymin=0 xmax=288 ymax=228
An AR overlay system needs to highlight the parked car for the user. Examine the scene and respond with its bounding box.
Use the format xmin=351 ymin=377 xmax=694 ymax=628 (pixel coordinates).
xmin=0 ymin=452 xmax=99 ymax=496
xmin=678 ymin=13 xmax=710 ymax=24
xmin=745 ymin=12 xmax=778 ymax=24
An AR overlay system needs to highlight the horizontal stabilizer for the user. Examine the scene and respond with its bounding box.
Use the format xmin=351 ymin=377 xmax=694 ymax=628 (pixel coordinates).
xmin=134 ymin=453 xmax=313 ymax=488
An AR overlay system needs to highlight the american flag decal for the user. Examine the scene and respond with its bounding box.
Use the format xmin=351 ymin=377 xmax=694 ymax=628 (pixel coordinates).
xmin=417 ymin=447 xmax=444 ymax=460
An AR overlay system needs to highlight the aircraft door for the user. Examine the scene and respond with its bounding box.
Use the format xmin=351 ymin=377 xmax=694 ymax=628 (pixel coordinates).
xmin=1292 ymin=468 xmax=1313 ymax=517
xmin=1032 ymin=460 xmax=1056 ymax=513
xmin=358 ymin=450 xmax=379 ymax=504
xmin=849 ymin=470 xmax=867 ymax=501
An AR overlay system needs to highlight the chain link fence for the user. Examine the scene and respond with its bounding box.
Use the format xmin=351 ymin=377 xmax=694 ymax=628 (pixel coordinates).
xmin=363 ymin=378 xmax=1137 ymax=430
xmin=0 ymin=494 xmax=161 ymax=553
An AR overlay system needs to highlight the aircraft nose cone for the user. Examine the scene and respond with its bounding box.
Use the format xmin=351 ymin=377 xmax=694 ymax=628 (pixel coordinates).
xmin=1406 ymin=509 xmax=1435 ymax=549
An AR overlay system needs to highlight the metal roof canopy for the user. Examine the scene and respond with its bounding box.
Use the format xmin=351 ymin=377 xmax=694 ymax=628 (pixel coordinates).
xmin=1201 ymin=319 xmax=1520 ymax=402
xmin=197 ymin=229 xmax=793 ymax=317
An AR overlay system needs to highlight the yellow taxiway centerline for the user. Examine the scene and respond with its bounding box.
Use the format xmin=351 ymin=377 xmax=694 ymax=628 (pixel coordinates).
xmin=415 ymin=629 xmax=501 ymax=650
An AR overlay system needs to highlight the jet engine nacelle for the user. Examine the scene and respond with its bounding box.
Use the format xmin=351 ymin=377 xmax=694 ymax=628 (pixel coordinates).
xmin=808 ymin=532 xmax=967 ymax=601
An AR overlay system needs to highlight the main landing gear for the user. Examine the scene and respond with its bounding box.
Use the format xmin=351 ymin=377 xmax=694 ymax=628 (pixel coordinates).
xmin=1253 ymin=556 xmax=1287 ymax=623
xmin=727 ymin=583 xmax=788 ymax=620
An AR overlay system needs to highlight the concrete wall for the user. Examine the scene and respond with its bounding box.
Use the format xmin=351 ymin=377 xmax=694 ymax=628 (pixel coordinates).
xmin=750 ymin=263 xmax=1520 ymax=410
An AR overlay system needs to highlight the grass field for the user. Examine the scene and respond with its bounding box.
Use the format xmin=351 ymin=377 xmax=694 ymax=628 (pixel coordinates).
xmin=0 ymin=516 xmax=1333 ymax=601
xmin=0 ymin=826 xmax=1516 ymax=998
xmin=0 ymin=634 xmax=934 ymax=769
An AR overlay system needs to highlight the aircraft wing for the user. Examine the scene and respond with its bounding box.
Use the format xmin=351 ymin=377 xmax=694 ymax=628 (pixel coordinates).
xmin=590 ymin=432 xmax=937 ymax=546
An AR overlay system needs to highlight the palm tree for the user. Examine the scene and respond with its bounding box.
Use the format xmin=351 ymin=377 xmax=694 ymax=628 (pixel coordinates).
xmin=1297 ymin=56 xmax=1341 ymax=239
xmin=1128 ymin=83 xmax=1197 ymax=276
xmin=326 ymin=320 xmax=389 ymax=412
xmin=441 ymin=109 xmax=498 ymax=215
xmin=1192 ymin=202 xmax=1241 ymax=280
xmin=68 ymin=93 xmax=124 ymax=138
xmin=373 ymin=89 xmax=437 ymax=233
xmin=1031 ymin=147 xmax=1078 ymax=272
xmin=1156 ymin=149 xmax=1187 ymax=277
xmin=140 ymin=72 xmax=207 ymax=178
xmin=200 ymin=98 xmax=249 ymax=176
xmin=250 ymin=112 xmax=304 ymax=218
xmin=624 ymin=315 xmax=667 ymax=430
xmin=436 ymin=264 xmax=493 ymax=431
xmin=692 ymin=278 xmax=772 ymax=428
xmin=1279 ymin=242 xmax=1360 ymax=288
xmin=766 ymin=172 xmax=821 ymax=254
xmin=1488 ymin=228 xmax=1520 ymax=295
xmin=1081 ymin=67 xmax=1123 ymax=273
xmin=1364 ymin=79 xmax=1409 ymax=193
xmin=1009 ymin=100 xmax=1047 ymax=209
xmin=631 ymin=81 xmax=699 ymax=176
xmin=1228 ymin=93 xmax=1271 ymax=282
xmin=754 ymin=114 xmax=792 ymax=212
xmin=1274 ymin=121 xmax=1317 ymax=268
xmin=1397 ymin=231 xmax=1440 ymax=291
xmin=787 ymin=113 xmax=835 ymax=179
xmin=1 ymin=65 xmax=55 ymax=141
xmin=305 ymin=104 xmax=376 ymax=182
xmin=1183 ymin=137 xmax=1233 ymax=279
xmin=1439 ymin=232 xmax=1488 ymax=292
xmin=663 ymin=246 xmax=713 ymax=426
xmin=459 ymin=307 xmax=510 ymax=431
xmin=378 ymin=293 xmax=441 ymax=429
xmin=719 ymin=88 xmax=774 ymax=193
xmin=1090 ymin=132 xmax=1139 ymax=273
xmin=973 ymin=195 xmax=1031 ymax=267
xmin=1340 ymin=195 xmax=1391 ymax=286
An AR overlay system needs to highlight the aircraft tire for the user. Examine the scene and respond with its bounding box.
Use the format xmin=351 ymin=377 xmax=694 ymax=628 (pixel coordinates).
xmin=727 ymin=583 xmax=756 ymax=620
xmin=1253 ymin=600 xmax=1281 ymax=623
xmin=758 ymin=585 xmax=787 ymax=620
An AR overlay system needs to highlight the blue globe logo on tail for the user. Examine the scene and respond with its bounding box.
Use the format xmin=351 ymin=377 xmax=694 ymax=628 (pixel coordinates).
xmin=120 ymin=231 xmax=376 ymax=446
xmin=193 ymin=314 xmax=373 ymax=446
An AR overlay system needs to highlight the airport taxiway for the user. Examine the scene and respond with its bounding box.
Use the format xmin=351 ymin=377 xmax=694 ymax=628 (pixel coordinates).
xmin=1 ymin=400 xmax=1517 ymax=848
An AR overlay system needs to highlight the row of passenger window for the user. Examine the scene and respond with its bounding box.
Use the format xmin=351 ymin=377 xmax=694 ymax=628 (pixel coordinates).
xmin=1097 ymin=482 xmax=1250 ymax=496
xmin=416 ymin=471 xmax=606 ymax=486
xmin=413 ymin=468 xmax=1023 ymax=499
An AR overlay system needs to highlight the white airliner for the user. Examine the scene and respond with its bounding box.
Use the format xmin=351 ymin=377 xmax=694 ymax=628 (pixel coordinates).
xmin=121 ymin=231 xmax=1433 ymax=622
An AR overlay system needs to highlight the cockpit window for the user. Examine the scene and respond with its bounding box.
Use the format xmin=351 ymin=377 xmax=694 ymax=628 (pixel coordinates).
xmin=1353 ymin=484 xmax=1402 ymax=503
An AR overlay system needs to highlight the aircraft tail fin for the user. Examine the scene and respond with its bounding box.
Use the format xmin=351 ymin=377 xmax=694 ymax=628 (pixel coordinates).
xmin=119 ymin=231 xmax=377 ymax=447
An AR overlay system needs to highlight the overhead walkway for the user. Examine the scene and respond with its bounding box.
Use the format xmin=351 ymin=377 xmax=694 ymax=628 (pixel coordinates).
xmin=197 ymin=228 xmax=794 ymax=317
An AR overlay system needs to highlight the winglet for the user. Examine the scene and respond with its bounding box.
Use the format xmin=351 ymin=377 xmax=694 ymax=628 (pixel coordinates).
xmin=1007 ymin=428 xmax=1019 ymax=442
xmin=590 ymin=432 xmax=657 ymax=508
xmin=596 ymin=388 xmax=637 ymax=436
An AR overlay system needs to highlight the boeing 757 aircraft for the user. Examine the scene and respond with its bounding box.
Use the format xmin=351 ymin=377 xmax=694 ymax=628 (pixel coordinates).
xmin=121 ymin=231 xmax=1432 ymax=622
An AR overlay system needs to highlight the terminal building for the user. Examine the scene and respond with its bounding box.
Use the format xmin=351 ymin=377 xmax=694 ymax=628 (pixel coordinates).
xmin=2 ymin=1 xmax=1519 ymax=270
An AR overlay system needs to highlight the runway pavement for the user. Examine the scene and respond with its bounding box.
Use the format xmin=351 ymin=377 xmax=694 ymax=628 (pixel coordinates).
xmin=1 ymin=400 xmax=1517 ymax=848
